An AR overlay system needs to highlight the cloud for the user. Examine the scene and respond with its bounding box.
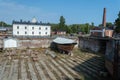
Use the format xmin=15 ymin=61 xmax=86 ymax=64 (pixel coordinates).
xmin=0 ymin=0 xmax=59 ymax=24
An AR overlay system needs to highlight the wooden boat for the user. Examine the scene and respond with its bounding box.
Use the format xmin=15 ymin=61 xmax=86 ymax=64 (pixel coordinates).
xmin=105 ymin=39 xmax=120 ymax=80
xmin=52 ymin=37 xmax=77 ymax=53
xmin=57 ymin=44 xmax=75 ymax=53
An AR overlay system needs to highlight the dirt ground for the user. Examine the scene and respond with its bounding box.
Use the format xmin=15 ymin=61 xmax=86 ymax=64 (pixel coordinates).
xmin=0 ymin=48 xmax=111 ymax=80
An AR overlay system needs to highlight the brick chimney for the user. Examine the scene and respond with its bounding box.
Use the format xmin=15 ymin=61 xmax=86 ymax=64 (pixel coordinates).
xmin=102 ymin=8 xmax=106 ymax=27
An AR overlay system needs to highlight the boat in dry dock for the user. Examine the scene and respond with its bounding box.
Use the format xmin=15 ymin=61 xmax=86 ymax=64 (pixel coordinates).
xmin=52 ymin=37 xmax=77 ymax=54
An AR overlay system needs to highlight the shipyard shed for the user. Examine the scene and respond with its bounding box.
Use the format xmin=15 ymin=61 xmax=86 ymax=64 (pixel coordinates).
xmin=3 ymin=38 xmax=18 ymax=48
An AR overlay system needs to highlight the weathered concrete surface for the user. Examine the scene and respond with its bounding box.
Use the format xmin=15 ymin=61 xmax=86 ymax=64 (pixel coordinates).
xmin=19 ymin=39 xmax=52 ymax=49
xmin=79 ymin=37 xmax=101 ymax=53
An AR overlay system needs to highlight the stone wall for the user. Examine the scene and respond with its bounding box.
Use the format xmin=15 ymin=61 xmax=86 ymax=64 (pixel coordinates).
xmin=18 ymin=38 xmax=78 ymax=49
xmin=18 ymin=38 xmax=53 ymax=49
xmin=0 ymin=37 xmax=78 ymax=49
xmin=79 ymin=37 xmax=101 ymax=53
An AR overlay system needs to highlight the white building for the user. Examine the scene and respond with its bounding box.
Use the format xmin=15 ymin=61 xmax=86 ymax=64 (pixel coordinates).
xmin=13 ymin=18 xmax=51 ymax=36
xmin=4 ymin=38 xmax=18 ymax=48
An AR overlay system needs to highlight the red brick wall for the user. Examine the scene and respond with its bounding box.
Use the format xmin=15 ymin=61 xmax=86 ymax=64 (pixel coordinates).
xmin=105 ymin=30 xmax=113 ymax=37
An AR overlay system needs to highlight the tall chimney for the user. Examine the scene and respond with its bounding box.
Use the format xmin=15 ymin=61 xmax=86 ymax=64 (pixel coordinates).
xmin=102 ymin=8 xmax=106 ymax=27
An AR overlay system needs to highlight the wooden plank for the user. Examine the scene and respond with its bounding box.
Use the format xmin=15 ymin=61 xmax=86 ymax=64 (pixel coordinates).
xmin=2 ymin=64 xmax=11 ymax=80
xmin=60 ymin=58 xmax=75 ymax=68
xmin=40 ymin=60 xmax=57 ymax=80
xmin=51 ymin=59 xmax=75 ymax=80
xmin=75 ymin=56 xmax=104 ymax=71
xmin=0 ymin=60 xmax=8 ymax=80
xmin=46 ymin=60 xmax=63 ymax=80
xmin=25 ymin=59 xmax=32 ymax=80
xmin=38 ymin=60 xmax=51 ymax=80
xmin=60 ymin=58 xmax=92 ymax=79
xmin=2 ymin=54 xmax=12 ymax=80
xmin=77 ymin=56 xmax=104 ymax=65
xmin=30 ymin=59 xmax=41 ymax=80
xmin=57 ymin=59 xmax=81 ymax=79
xmin=66 ymin=58 xmax=99 ymax=79
xmin=69 ymin=57 xmax=99 ymax=74
xmin=12 ymin=60 xmax=18 ymax=80
xmin=21 ymin=59 xmax=27 ymax=80
xmin=35 ymin=62 xmax=47 ymax=80
xmin=28 ymin=58 xmax=38 ymax=80
xmin=0 ymin=57 xmax=5 ymax=72
xmin=8 ymin=60 xmax=14 ymax=80
xmin=18 ymin=54 xmax=21 ymax=80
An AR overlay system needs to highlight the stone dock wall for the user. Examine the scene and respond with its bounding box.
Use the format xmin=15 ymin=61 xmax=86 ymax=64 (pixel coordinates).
xmin=18 ymin=39 xmax=52 ymax=49
xmin=78 ymin=37 xmax=107 ymax=53
xmin=0 ymin=37 xmax=78 ymax=49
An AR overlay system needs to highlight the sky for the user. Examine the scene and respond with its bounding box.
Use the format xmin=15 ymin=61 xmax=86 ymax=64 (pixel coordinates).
xmin=0 ymin=0 xmax=120 ymax=26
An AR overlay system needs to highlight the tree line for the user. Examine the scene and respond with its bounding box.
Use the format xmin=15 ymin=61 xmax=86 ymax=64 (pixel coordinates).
xmin=115 ymin=11 xmax=120 ymax=33
xmin=52 ymin=12 xmax=120 ymax=34
xmin=51 ymin=16 xmax=114 ymax=34
xmin=0 ymin=21 xmax=11 ymax=27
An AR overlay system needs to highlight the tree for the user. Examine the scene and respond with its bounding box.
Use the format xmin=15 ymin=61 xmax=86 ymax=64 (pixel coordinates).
xmin=115 ymin=11 xmax=120 ymax=33
xmin=91 ymin=22 xmax=94 ymax=27
xmin=0 ymin=21 xmax=11 ymax=27
xmin=66 ymin=26 xmax=72 ymax=33
xmin=59 ymin=16 xmax=65 ymax=30
xmin=106 ymin=22 xmax=113 ymax=27
xmin=50 ymin=23 xmax=59 ymax=31
xmin=85 ymin=23 xmax=89 ymax=34
xmin=71 ymin=24 xmax=78 ymax=33
xmin=98 ymin=22 xmax=113 ymax=28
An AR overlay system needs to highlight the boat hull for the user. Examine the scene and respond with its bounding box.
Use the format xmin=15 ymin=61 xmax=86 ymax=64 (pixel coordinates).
xmin=52 ymin=37 xmax=77 ymax=53
xmin=57 ymin=44 xmax=75 ymax=53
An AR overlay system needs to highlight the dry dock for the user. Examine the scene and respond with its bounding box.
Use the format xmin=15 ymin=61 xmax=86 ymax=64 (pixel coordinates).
xmin=0 ymin=49 xmax=111 ymax=80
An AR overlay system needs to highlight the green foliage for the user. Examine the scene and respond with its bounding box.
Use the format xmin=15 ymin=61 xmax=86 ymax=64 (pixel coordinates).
xmin=91 ymin=22 xmax=94 ymax=27
xmin=85 ymin=23 xmax=89 ymax=34
xmin=115 ymin=11 xmax=120 ymax=33
xmin=66 ymin=26 xmax=72 ymax=33
xmin=115 ymin=23 xmax=120 ymax=33
xmin=70 ymin=24 xmax=79 ymax=33
xmin=106 ymin=22 xmax=113 ymax=27
xmin=50 ymin=23 xmax=59 ymax=31
xmin=59 ymin=16 xmax=66 ymax=30
xmin=99 ymin=22 xmax=113 ymax=28
xmin=0 ymin=21 xmax=11 ymax=27
xmin=51 ymin=23 xmax=94 ymax=34
xmin=67 ymin=23 xmax=93 ymax=34
xmin=51 ymin=16 xmax=95 ymax=34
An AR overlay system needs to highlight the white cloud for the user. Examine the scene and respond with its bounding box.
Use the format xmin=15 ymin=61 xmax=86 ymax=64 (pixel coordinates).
xmin=0 ymin=0 xmax=59 ymax=24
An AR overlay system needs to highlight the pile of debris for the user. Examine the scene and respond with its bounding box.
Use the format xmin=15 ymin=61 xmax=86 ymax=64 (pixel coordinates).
xmin=31 ymin=50 xmax=39 ymax=61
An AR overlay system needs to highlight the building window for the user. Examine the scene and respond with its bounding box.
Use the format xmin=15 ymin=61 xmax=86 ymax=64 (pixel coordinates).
xmin=25 ymin=31 xmax=27 ymax=34
xmin=39 ymin=32 xmax=41 ymax=34
xmin=25 ymin=26 xmax=27 ymax=29
xmin=45 ymin=32 xmax=47 ymax=34
xmin=32 ymin=32 xmax=34 ymax=34
xmin=32 ymin=27 xmax=34 ymax=30
xmin=17 ymin=26 xmax=19 ymax=29
xmin=45 ymin=27 xmax=47 ymax=30
xmin=17 ymin=31 xmax=19 ymax=34
xmin=39 ymin=27 xmax=41 ymax=30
